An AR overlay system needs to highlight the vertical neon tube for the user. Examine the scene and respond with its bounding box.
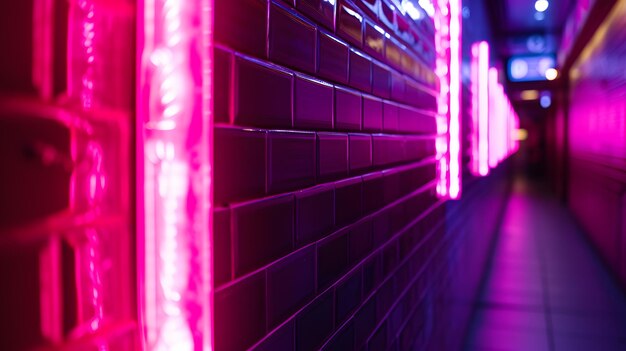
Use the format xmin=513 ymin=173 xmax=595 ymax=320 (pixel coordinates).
xmin=434 ymin=0 xmax=450 ymax=198
xmin=448 ymin=0 xmax=461 ymax=199
xmin=478 ymin=42 xmax=490 ymax=175
xmin=138 ymin=0 xmax=213 ymax=349
xmin=470 ymin=44 xmax=479 ymax=175
xmin=488 ymin=67 xmax=499 ymax=168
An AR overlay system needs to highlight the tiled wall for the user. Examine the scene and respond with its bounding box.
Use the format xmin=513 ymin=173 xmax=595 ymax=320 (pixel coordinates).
xmin=213 ymin=0 xmax=440 ymax=350
xmin=212 ymin=1 xmax=507 ymax=350
xmin=567 ymin=1 xmax=626 ymax=289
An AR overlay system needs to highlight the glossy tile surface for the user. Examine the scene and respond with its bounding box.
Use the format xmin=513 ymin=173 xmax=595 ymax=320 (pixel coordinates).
xmin=465 ymin=177 xmax=626 ymax=351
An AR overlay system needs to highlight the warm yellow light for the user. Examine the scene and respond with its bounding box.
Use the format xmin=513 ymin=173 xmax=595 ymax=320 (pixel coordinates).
xmin=545 ymin=68 xmax=558 ymax=80
xmin=515 ymin=129 xmax=528 ymax=141
xmin=520 ymin=90 xmax=539 ymax=100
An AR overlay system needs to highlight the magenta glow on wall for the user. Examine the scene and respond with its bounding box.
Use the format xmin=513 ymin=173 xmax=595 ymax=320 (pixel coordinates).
xmin=434 ymin=0 xmax=462 ymax=199
xmin=470 ymin=41 xmax=490 ymax=176
xmin=137 ymin=0 xmax=214 ymax=350
xmin=471 ymin=47 xmax=518 ymax=177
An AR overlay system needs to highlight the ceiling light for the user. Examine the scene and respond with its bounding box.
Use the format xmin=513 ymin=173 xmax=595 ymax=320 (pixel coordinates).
xmin=520 ymin=90 xmax=539 ymax=100
xmin=545 ymin=68 xmax=558 ymax=80
xmin=535 ymin=0 xmax=549 ymax=12
xmin=534 ymin=12 xmax=545 ymax=21
xmin=540 ymin=95 xmax=552 ymax=108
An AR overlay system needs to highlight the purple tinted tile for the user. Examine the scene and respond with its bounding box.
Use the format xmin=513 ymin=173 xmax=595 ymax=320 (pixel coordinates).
xmin=235 ymin=56 xmax=293 ymax=128
xmin=349 ymin=220 xmax=373 ymax=264
xmin=296 ymin=185 xmax=335 ymax=246
xmin=364 ymin=20 xmax=385 ymax=59
xmin=405 ymin=77 xmax=437 ymax=110
xmin=214 ymin=47 xmax=232 ymax=124
xmin=318 ymin=31 xmax=349 ymax=84
xmin=323 ymin=324 xmax=355 ymax=351
xmin=214 ymin=127 xmax=266 ymax=204
xmin=270 ymin=3 xmax=317 ymax=74
xmin=385 ymin=37 xmax=402 ymax=71
xmin=378 ymin=0 xmax=396 ymax=31
xmin=297 ymin=0 xmax=336 ymax=30
xmin=251 ymin=321 xmax=295 ymax=351
xmin=377 ymin=279 xmax=397 ymax=321
xmin=267 ymin=247 xmax=316 ymax=328
xmin=398 ymin=105 xmax=419 ymax=134
xmin=362 ymin=172 xmax=384 ymax=214
xmin=368 ymin=323 xmax=388 ymax=351
xmin=337 ymin=2 xmax=363 ymax=47
xmin=295 ymin=75 xmax=334 ymax=129
xmin=363 ymin=95 xmax=383 ymax=132
xmin=383 ymin=101 xmax=399 ymax=133
xmin=372 ymin=135 xmax=405 ymax=167
xmin=408 ymin=113 xmax=437 ymax=135
xmin=404 ymin=137 xmax=436 ymax=161
xmin=371 ymin=209 xmax=391 ymax=246
xmin=215 ymin=0 xmax=267 ymax=58
xmin=354 ymin=298 xmax=377 ymax=348
xmin=400 ymin=50 xmax=417 ymax=79
xmin=232 ymin=194 xmax=294 ymax=277
xmin=382 ymin=169 xmax=402 ymax=205
xmin=363 ymin=254 xmax=383 ymax=295
xmin=296 ymin=292 xmax=335 ymax=351
xmin=336 ymin=272 xmax=363 ymax=325
xmin=390 ymin=71 xmax=405 ymax=102
xmin=382 ymin=240 xmax=399 ymax=275
xmin=318 ymin=132 xmax=348 ymax=181
xmin=353 ymin=0 xmax=378 ymax=18
xmin=372 ymin=62 xmax=391 ymax=99
xmin=335 ymin=86 xmax=362 ymax=131
xmin=349 ymin=133 xmax=372 ymax=173
xmin=335 ymin=177 xmax=363 ymax=227
xmin=349 ymin=50 xmax=372 ymax=92
xmin=317 ymin=231 xmax=349 ymax=290
xmin=214 ymin=207 xmax=231 ymax=287
xmin=215 ymin=272 xmax=266 ymax=351
xmin=268 ymin=131 xmax=316 ymax=193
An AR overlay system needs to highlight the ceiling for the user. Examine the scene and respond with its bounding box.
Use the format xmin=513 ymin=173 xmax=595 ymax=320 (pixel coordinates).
xmin=483 ymin=0 xmax=574 ymax=108
xmin=486 ymin=0 xmax=574 ymax=56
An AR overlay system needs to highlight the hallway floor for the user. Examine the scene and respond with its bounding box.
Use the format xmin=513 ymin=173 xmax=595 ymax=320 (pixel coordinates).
xmin=464 ymin=177 xmax=626 ymax=351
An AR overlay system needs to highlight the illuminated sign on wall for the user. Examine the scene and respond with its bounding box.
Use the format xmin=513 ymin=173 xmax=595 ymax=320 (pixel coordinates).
xmin=507 ymin=55 xmax=556 ymax=82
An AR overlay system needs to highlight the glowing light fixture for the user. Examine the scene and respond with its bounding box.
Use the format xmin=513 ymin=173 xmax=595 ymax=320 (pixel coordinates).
xmin=448 ymin=0 xmax=462 ymax=199
xmin=470 ymin=41 xmax=490 ymax=176
xmin=516 ymin=129 xmax=529 ymax=141
xmin=534 ymin=11 xmax=545 ymax=21
xmin=138 ymin=0 xmax=214 ymax=350
xmin=545 ymin=68 xmax=558 ymax=80
xmin=520 ymin=90 xmax=539 ymax=100
xmin=535 ymin=0 xmax=549 ymax=12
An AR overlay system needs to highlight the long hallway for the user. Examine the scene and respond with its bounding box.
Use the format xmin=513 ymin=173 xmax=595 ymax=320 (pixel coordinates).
xmin=465 ymin=177 xmax=626 ymax=351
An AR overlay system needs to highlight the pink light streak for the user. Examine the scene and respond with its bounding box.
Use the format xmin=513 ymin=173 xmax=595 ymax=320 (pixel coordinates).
xmin=488 ymin=67 xmax=499 ymax=169
xmin=434 ymin=0 xmax=461 ymax=199
xmin=448 ymin=0 xmax=461 ymax=199
xmin=477 ymin=42 xmax=490 ymax=176
xmin=138 ymin=0 xmax=213 ymax=349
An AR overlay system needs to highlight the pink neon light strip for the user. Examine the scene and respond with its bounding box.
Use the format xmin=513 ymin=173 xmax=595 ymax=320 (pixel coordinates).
xmin=488 ymin=67 xmax=499 ymax=168
xmin=478 ymin=42 xmax=490 ymax=176
xmin=470 ymin=44 xmax=479 ymax=175
xmin=448 ymin=0 xmax=461 ymax=199
xmin=138 ymin=0 xmax=213 ymax=349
